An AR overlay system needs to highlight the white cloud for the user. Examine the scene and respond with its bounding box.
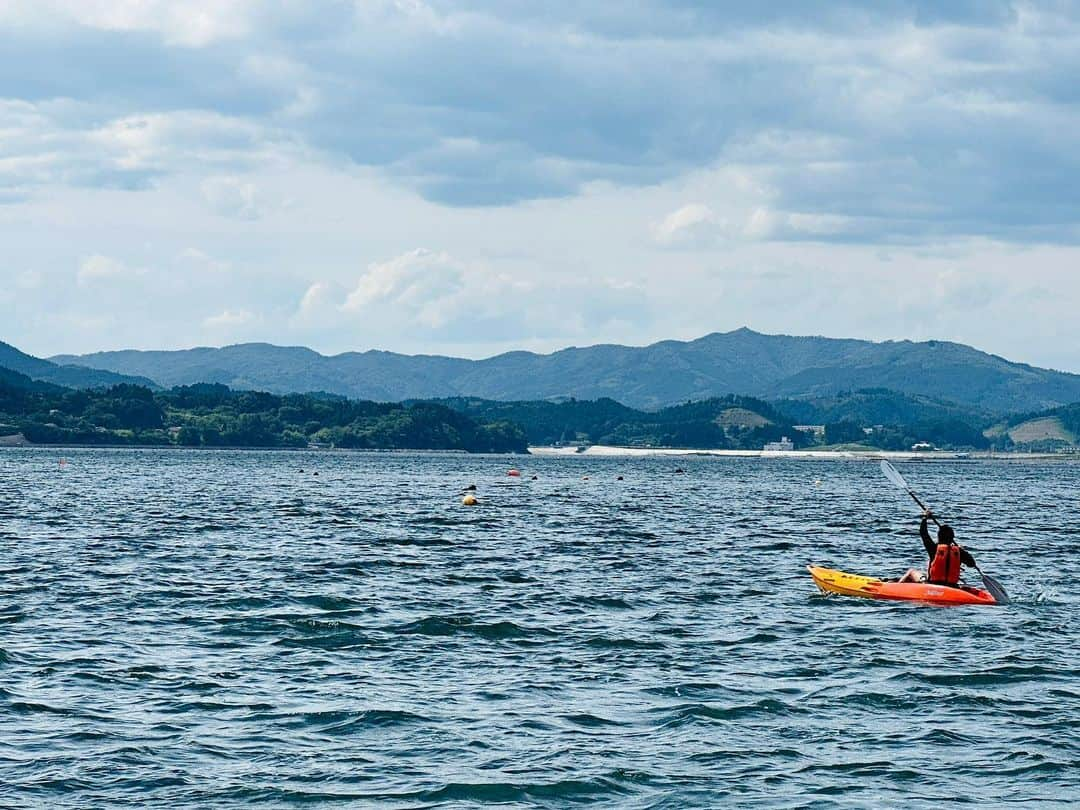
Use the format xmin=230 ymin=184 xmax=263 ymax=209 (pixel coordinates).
xmin=0 ymin=0 xmax=255 ymax=46
xmin=653 ymin=204 xmax=725 ymax=247
xmin=76 ymin=254 xmax=146 ymax=287
xmin=176 ymin=247 xmax=232 ymax=273
xmin=0 ymin=102 xmax=272 ymax=195
xmin=289 ymin=247 xmax=651 ymax=351
xmin=654 ymin=202 xmax=857 ymax=246
xmin=202 ymin=308 xmax=257 ymax=329
xmin=1 ymin=2 xmax=1078 ymax=235
xmin=342 ymin=249 xmax=466 ymax=328
xmin=294 ymin=280 xmax=346 ymax=324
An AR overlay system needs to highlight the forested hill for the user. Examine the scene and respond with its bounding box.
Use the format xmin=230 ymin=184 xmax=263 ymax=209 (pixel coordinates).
xmin=0 ymin=340 xmax=156 ymax=390
xmin=434 ymin=393 xmax=999 ymax=451
xmin=1 ymin=370 xmax=1063 ymax=452
xmin=0 ymin=377 xmax=527 ymax=453
xmin=52 ymin=329 xmax=1080 ymax=414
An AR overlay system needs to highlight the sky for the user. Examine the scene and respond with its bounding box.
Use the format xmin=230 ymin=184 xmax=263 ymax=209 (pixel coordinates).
xmin=2 ymin=1 xmax=1080 ymax=371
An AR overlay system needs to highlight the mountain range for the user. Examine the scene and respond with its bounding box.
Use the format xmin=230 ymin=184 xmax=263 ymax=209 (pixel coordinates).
xmin=0 ymin=340 xmax=155 ymax=391
xmin=47 ymin=329 xmax=1080 ymax=414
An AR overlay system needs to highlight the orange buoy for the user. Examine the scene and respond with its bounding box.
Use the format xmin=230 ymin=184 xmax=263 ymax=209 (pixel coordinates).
xmin=462 ymin=494 xmax=478 ymax=506
xmin=507 ymin=469 xmax=521 ymax=477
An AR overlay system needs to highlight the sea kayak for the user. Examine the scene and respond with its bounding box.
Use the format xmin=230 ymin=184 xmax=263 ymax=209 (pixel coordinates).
xmin=807 ymin=565 xmax=997 ymax=606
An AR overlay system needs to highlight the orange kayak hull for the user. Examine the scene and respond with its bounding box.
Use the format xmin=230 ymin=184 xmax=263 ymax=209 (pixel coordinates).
xmin=808 ymin=565 xmax=998 ymax=606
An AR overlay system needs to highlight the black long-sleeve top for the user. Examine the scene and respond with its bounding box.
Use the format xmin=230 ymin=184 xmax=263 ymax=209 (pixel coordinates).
xmin=920 ymin=517 xmax=977 ymax=568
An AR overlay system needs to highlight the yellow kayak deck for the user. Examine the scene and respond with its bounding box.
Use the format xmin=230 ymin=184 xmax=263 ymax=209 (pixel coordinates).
xmin=808 ymin=566 xmax=883 ymax=598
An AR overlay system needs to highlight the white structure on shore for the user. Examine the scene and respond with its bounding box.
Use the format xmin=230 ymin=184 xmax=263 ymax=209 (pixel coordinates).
xmin=763 ymin=436 xmax=795 ymax=452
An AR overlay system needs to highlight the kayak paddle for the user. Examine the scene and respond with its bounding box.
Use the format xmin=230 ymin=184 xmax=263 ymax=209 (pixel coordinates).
xmin=879 ymin=460 xmax=1010 ymax=605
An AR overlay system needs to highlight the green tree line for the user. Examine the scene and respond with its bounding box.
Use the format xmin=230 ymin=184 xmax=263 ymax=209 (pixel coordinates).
xmin=0 ymin=376 xmax=527 ymax=453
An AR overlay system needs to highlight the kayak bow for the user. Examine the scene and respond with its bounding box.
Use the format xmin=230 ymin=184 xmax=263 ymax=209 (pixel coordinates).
xmin=808 ymin=565 xmax=998 ymax=606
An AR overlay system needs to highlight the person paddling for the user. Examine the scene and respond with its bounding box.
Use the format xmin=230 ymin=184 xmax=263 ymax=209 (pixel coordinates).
xmin=898 ymin=509 xmax=977 ymax=586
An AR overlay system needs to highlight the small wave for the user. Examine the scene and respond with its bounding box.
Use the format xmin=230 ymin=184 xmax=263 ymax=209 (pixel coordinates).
xmin=653 ymin=698 xmax=803 ymax=727
xmin=498 ymin=571 xmax=537 ymax=584
xmin=381 ymin=534 xmax=456 ymax=547
xmin=571 ymin=594 xmax=634 ymax=609
xmin=561 ymin=712 xmax=627 ymax=728
xmin=585 ymin=636 xmax=666 ymax=651
xmin=293 ymin=594 xmax=364 ymax=611
xmin=796 ymin=760 xmax=921 ymax=778
xmin=597 ymin=528 xmax=659 ymax=541
xmin=645 ymin=682 xmax=726 ymax=700
xmin=279 ymin=708 xmax=430 ymax=734
xmin=8 ymin=701 xmax=82 ymax=717
xmin=917 ymin=665 xmax=1066 ymax=686
xmin=711 ymin=631 xmax=780 ymax=647
xmin=837 ymin=690 xmax=922 ymax=711
xmin=275 ymin=630 xmax=378 ymax=651
xmin=411 ymin=774 xmax=637 ymax=803
xmin=393 ymin=616 xmax=554 ymax=641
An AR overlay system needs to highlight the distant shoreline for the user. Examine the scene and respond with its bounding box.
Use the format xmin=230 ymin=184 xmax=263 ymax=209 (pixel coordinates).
xmin=528 ymin=445 xmax=1077 ymax=461
xmin=1 ymin=440 xmax=1073 ymax=461
xmin=0 ymin=439 xmax=524 ymax=455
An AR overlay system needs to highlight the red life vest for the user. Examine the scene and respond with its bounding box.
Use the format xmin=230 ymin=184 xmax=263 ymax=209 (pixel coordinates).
xmin=928 ymin=543 xmax=961 ymax=585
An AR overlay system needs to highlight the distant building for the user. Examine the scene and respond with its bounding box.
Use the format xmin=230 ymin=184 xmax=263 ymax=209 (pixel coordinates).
xmin=794 ymin=425 xmax=825 ymax=437
xmin=764 ymin=436 xmax=795 ymax=452
xmin=912 ymin=442 xmax=935 ymax=451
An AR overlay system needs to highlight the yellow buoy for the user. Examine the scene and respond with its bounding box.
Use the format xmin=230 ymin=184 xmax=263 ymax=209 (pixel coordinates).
xmin=462 ymin=494 xmax=478 ymax=506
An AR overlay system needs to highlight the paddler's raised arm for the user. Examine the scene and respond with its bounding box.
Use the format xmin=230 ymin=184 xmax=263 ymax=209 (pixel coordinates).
xmin=919 ymin=512 xmax=936 ymax=558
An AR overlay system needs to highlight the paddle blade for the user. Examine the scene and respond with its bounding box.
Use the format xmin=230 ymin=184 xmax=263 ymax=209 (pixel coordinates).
xmin=979 ymin=570 xmax=1011 ymax=605
xmin=880 ymin=460 xmax=909 ymax=491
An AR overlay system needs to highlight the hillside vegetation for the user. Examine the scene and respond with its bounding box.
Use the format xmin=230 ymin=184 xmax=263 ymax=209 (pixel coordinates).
xmin=436 ymin=395 xmax=807 ymax=450
xmin=0 ymin=376 xmax=527 ymax=453
xmin=3 ymin=364 xmax=1068 ymax=453
xmin=435 ymin=393 xmax=1004 ymax=451
xmin=0 ymin=341 xmax=155 ymax=390
xmin=993 ymin=402 xmax=1080 ymax=451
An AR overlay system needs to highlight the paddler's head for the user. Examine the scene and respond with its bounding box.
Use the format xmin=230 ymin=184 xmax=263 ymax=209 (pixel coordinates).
xmin=938 ymin=525 xmax=956 ymax=545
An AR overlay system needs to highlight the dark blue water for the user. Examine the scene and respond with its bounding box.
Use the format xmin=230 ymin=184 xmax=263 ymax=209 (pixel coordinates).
xmin=1 ymin=448 xmax=1077 ymax=807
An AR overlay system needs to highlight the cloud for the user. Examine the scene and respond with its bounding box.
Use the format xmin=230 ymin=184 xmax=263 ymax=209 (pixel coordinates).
xmin=0 ymin=0 xmax=256 ymax=47
xmin=202 ymin=308 xmax=257 ymax=329
xmin=342 ymin=249 xmax=466 ymax=328
xmin=294 ymin=247 xmax=652 ymax=348
xmin=0 ymin=101 xmax=272 ymax=195
xmin=295 ymin=281 xmax=341 ymax=321
xmin=0 ymin=3 xmax=1077 ymax=241
xmin=653 ymin=204 xmax=725 ymax=247
xmin=76 ymin=254 xmax=146 ymax=286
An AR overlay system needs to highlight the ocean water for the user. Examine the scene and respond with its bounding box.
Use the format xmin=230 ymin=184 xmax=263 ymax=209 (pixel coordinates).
xmin=0 ymin=448 xmax=1077 ymax=808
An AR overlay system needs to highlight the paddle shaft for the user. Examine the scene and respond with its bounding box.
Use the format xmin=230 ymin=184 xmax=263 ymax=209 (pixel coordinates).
xmin=899 ymin=485 xmax=943 ymax=528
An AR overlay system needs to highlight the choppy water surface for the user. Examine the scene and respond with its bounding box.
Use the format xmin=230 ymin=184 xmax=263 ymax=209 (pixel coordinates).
xmin=0 ymin=448 xmax=1077 ymax=808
